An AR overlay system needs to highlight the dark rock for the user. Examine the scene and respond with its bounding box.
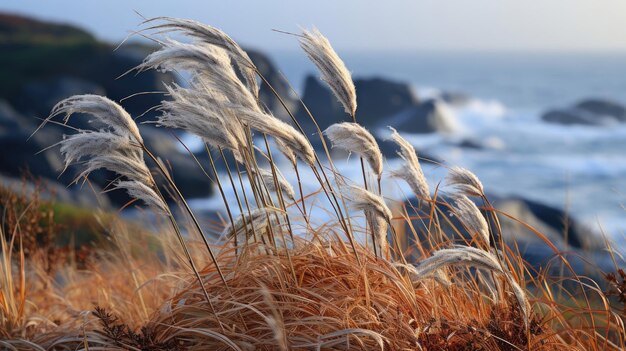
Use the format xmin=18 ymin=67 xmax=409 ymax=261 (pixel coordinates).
xmin=457 ymin=139 xmax=484 ymax=150
xmin=401 ymin=194 xmax=614 ymax=281
xmin=247 ymin=49 xmax=299 ymax=123
xmin=0 ymin=14 xmax=174 ymax=122
xmin=297 ymin=75 xmax=346 ymax=131
xmin=376 ymin=137 xmax=441 ymax=165
xmin=440 ymin=91 xmax=471 ymax=106
xmin=0 ymin=100 xmax=29 ymax=131
xmin=383 ymin=99 xmax=457 ymax=134
xmin=19 ymin=77 xmax=105 ymax=123
xmin=353 ymin=77 xmax=418 ymax=126
xmin=517 ymin=197 xmax=603 ymax=250
xmin=576 ymin=99 xmax=626 ymax=122
xmin=297 ymin=75 xmax=418 ymax=131
xmin=0 ymin=102 xmax=64 ymax=180
xmin=542 ymin=98 xmax=626 ymax=126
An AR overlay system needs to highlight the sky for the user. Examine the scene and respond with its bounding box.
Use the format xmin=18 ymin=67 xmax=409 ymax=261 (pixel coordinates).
xmin=2 ymin=1 xmax=626 ymax=52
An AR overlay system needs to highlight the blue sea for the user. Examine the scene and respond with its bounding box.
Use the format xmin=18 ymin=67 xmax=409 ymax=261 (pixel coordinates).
xmin=194 ymin=51 xmax=626 ymax=248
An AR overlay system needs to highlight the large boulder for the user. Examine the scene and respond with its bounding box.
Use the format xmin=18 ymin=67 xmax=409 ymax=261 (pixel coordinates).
xmin=494 ymin=196 xmax=603 ymax=251
xmin=383 ymin=99 xmax=457 ymax=134
xmin=0 ymin=13 xmax=174 ymax=123
xmin=19 ymin=77 xmax=105 ymax=122
xmin=401 ymin=194 xmax=614 ymax=281
xmin=542 ymin=98 xmax=626 ymax=126
xmin=353 ymin=77 xmax=418 ymax=126
xmin=576 ymin=99 xmax=626 ymax=121
xmin=297 ymin=75 xmax=418 ymax=131
xmin=0 ymin=102 xmax=65 ymax=180
xmin=297 ymin=75 xmax=345 ymax=131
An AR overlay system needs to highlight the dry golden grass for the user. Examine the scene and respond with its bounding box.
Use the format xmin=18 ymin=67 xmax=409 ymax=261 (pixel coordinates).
xmin=0 ymin=16 xmax=625 ymax=351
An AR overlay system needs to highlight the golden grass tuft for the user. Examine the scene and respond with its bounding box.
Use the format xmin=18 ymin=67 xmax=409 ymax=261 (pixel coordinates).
xmin=1 ymin=15 xmax=625 ymax=351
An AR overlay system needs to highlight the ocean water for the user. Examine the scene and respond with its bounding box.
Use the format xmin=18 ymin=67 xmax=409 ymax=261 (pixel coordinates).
xmin=192 ymin=51 xmax=626 ymax=248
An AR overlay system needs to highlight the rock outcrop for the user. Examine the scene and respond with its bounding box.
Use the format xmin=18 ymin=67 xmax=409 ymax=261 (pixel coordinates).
xmin=542 ymin=98 xmax=626 ymax=126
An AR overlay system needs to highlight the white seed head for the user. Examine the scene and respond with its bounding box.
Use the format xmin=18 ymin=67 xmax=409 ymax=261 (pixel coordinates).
xmin=47 ymin=95 xmax=143 ymax=143
xmin=450 ymin=195 xmax=490 ymax=246
xmin=388 ymin=127 xmax=430 ymax=200
xmin=446 ymin=166 xmax=485 ymax=197
xmin=143 ymin=17 xmax=259 ymax=99
xmin=300 ymin=28 xmax=357 ymax=116
xmin=219 ymin=207 xmax=284 ymax=244
xmin=236 ymin=109 xmax=315 ymax=166
xmin=408 ymin=246 xmax=529 ymax=328
xmin=324 ymin=122 xmax=383 ymax=177
xmin=343 ymin=184 xmax=392 ymax=255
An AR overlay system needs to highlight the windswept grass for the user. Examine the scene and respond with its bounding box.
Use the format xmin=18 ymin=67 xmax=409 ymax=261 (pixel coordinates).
xmin=0 ymin=16 xmax=624 ymax=350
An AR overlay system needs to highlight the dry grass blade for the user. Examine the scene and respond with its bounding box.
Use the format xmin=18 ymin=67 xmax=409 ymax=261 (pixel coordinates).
xmin=446 ymin=166 xmax=485 ymax=197
xmin=324 ymin=122 xmax=383 ymax=178
xmin=300 ymin=28 xmax=357 ymax=116
xmin=388 ymin=127 xmax=430 ymax=200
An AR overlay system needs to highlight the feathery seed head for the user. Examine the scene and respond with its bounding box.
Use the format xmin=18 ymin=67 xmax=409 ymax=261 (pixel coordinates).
xmin=158 ymin=85 xmax=245 ymax=161
xmin=143 ymin=17 xmax=259 ymax=99
xmin=388 ymin=127 xmax=430 ymax=200
xmin=343 ymin=185 xmax=392 ymax=223
xmin=47 ymin=95 xmax=143 ymax=143
xmin=450 ymin=194 xmax=490 ymax=246
xmin=236 ymin=109 xmax=315 ymax=166
xmin=274 ymin=138 xmax=298 ymax=166
xmin=219 ymin=207 xmax=284 ymax=244
xmin=300 ymin=28 xmax=357 ymax=116
xmin=343 ymin=184 xmax=392 ymax=255
xmin=409 ymin=246 xmax=529 ymax=328
xmin=59 ymin=131 xmax=137 ymax=170
xmin=324 ymin=122 xmax=383 ymax=177
xmin=446 ymin=166 xmax=485 ymax=197
xmin=115 ymin=180 xmax=168 ymax=214
xmin=48 ymin=95 xmax=169 ymax=214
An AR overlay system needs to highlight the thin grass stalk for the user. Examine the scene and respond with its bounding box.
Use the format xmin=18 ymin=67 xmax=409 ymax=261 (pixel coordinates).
xmin=351 ymin=114 xmax=371 ymax=194
xmin=233 ymin=156 xmax=259 ymax=244
xmin=217 ymin=146 xmax=251 ymax=250
xmin=241 ymin=139 xmax=281 ymax=250
xmin=274 ymin=74 xmax=365 ymax=263
xmin=150 ymin=183 xmax=225 ymax=333
xmin=260 ymin=137 xmax=298 ymax=281
xmin=293 ymin=164 xmax=307 ymax=217
xmin=198 ymin=144 xmax=238 ymax=251
xmin=141 ymin=145 xmax=228 ymax=287
xmin=255 ymin=72 xmax=357 ymax=249
xmin=261 ymin=136 xmax=294 ymax=239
